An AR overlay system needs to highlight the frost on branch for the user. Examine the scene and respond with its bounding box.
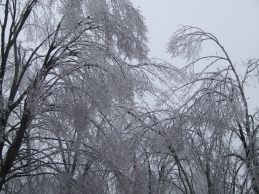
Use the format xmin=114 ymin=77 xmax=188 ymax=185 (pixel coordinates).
xmin=60 ymin=0 xmax=148 ymax=61
xmin=168 ymin=26 xmax=210 ymax=61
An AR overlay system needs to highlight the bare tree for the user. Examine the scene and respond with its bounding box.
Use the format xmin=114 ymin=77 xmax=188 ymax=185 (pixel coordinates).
xmin=0 ymin=0 xmax=149 ymax=192
xmin=166 ymin=26 xmax=259 ymax=194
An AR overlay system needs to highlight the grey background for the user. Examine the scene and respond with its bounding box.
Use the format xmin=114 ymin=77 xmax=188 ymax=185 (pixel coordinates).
xmin=131 ymin=0 xmax=259 ymax=110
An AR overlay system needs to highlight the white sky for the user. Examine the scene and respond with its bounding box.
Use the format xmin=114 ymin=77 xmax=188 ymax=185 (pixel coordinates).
xmin=131 ymin=0 xmax=259 ymax=110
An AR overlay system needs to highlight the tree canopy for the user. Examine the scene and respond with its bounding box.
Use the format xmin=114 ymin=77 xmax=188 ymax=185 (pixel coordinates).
xmin=0 ymin=1 xmax=258 ymax=194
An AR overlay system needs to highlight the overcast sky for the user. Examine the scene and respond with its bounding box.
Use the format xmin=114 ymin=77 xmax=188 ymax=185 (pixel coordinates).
xmin=131 ymin=0 xmax=259 ymax=110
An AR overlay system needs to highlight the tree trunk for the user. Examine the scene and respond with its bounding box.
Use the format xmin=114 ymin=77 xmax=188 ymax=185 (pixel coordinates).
xmin=0 ymin=103 xmax=31 ymax=191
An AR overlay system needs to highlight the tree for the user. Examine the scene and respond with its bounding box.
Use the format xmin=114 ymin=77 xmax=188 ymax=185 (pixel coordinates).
xmin=166 ymin=26 xmax=259 ymax=193
xmin=1 ymin=1 xmax=258 ymax=193
xmin=0 ymin=0 xmax=149 ymax=192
